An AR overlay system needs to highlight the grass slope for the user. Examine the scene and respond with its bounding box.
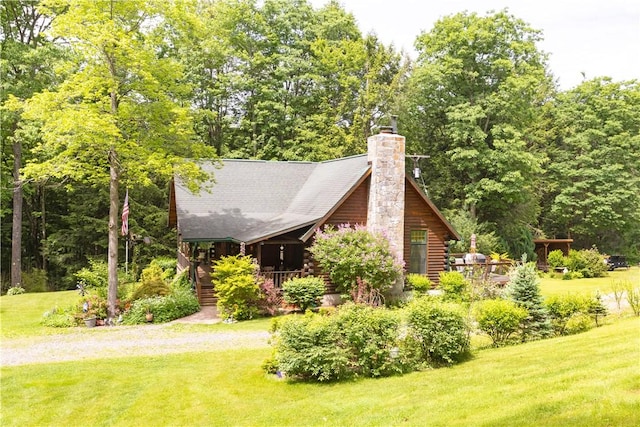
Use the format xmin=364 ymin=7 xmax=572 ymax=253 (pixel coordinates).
xmin=0 ymin=290 xmax=78 ymax=338
xmin=2 ymin=317 xmax=639 ymax=426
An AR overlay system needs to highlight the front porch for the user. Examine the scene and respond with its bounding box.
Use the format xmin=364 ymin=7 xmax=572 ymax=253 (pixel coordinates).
xmin=177 ymin=239 xmax=310 ymax=306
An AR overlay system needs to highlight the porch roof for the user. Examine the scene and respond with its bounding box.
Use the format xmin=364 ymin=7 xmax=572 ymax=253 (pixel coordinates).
xmin=173 ymin=155 xmax=371 ymax=244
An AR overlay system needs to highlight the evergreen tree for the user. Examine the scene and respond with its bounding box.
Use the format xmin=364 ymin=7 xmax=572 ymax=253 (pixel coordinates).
xmin=506 ymin=254 xmax=551 ymax=341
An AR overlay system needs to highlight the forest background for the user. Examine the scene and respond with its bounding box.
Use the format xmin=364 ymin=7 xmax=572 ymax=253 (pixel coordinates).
xmin=2 ymin=0 xmax=639 ymax=291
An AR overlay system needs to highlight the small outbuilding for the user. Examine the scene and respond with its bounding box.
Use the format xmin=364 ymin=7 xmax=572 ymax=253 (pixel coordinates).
xmin=534 ymin=238 xmax=573 ymax=271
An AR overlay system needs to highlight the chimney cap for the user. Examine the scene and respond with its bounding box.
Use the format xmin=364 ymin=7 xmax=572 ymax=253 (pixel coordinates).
xmin=379 ymin=126 xmax=394 ymax=134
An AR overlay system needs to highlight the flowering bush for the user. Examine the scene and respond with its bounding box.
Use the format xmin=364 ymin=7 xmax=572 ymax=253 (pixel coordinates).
xmin=309 ymin=224 xmax=403 ymax=298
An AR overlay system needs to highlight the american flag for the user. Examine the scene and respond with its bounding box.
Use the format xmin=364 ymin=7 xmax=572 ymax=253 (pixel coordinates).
xmin=121 ymin=190 xmax=129 ymax=236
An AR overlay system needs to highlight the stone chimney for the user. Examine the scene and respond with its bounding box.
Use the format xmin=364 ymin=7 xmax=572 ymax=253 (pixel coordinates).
xmin=367 ymin=127 xmax=405 ymax=295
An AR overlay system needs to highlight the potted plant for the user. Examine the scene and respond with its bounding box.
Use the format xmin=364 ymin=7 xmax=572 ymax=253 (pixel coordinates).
xmin=145 ymin=304 xmax=154 ymax=322
xmin=84 ymin=311 xmax=97 ymax=328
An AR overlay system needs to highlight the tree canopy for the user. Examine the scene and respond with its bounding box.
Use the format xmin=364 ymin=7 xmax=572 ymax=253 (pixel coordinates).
xmin=2 ymin=1 xmax=639 ymax=293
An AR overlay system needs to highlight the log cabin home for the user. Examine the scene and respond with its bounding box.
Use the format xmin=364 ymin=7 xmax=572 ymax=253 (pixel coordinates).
xmin=168 ymin=129 xmax=460 ymax=305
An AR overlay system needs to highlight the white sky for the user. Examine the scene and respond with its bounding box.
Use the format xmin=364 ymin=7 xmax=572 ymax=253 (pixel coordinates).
xmin=309 ymin=0 xmax=640 ymax=90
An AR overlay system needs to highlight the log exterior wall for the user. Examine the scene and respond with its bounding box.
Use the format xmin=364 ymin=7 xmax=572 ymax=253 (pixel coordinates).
xmin=403 ymin=183 xmax=449 ymax=285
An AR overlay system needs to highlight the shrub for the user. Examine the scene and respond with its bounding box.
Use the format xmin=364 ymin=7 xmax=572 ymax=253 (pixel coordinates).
xmin=122 ymin=288 xmax=199 ymax=324
xmin=406 ymin=274 xmax=432 ymax=294
xmin=545 ymin=294 xmax=590 ymax=335
xmin=258 ymin=278 xmax=282 ymax=316
xmin=171 ymin=270 xmax=191 ymax=291
xmin=587 ymin=291 xmax=608 ymax=327
xmin=309 ymin=224 xmax=403 ymax=298
xmin=273 ymin=312 xmax=351 ymax=382
xmin=282 ymin=277 xmax=325 ymax=311
xmin=565 ymin=248 xmax=607 ymax=278
xmin=75 ymin=259 xmax=109 ymax=289
xmin=475 ymin=299 xmax=528 ymax=346
xmin=565 ymin=314 xmax=593 ymax=335
xmin=42 ymin=306 xmax=77 ymax=328
xmin=438 ymin=271 xmax=470 ymax=303
xmin=547 ymin=250 xmax=566 ymax=270
xmin=270 ymin=304 xmax=406 ymax=381
xmin=335 ymin=303 xmax=404 ymax=377
xmin=624 ymin=285 xmax=640 ymax=317
xmin=506 ymin=255 xmax=551 ymax=341
xmin=212 ymin=255 xmax=260 ymax=320
xmin=405 ymin=296 xmax=470 ymax=365
xmin=6 ymin=286 xmax=25 ymax=296
xmin=152 ymin=257 xmax=177 ymax=280
xmin=77 ymin=292 xmax=108 ymax=320
xmin=130 ymin=263 xmax=171 ymax=301
xmin=22 ymin=269 xmax=48 ymax=292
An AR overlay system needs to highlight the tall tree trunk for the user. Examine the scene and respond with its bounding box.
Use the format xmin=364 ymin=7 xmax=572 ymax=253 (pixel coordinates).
xmin=11 ymin=139 xmax=23 ymax=288
xmin=107 ymin=149 xmax=119 ymax=320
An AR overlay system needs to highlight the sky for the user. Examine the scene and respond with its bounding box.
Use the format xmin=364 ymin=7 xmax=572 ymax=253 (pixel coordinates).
xmin=309 ymin=0 xmax=640 ymax=90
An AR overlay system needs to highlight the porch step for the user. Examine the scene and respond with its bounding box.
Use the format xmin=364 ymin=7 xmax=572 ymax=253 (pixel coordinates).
xmin=200 ymin=285 xmax=216 ymax=306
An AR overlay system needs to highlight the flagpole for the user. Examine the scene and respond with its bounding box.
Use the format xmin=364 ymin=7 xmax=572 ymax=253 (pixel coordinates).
xmin=125 ymin=235 xmax=129 ymax=274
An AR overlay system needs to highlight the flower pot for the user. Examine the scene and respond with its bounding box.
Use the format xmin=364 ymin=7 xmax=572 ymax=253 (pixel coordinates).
xmin=145 ymin=313 xmax=154 ymax=323
xmin=84 ymin=317 xmax=97 ymax=328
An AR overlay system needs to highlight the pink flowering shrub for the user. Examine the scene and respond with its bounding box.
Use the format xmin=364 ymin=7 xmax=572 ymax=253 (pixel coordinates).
xmin=309 ymin=224 xmax=403 ymax=300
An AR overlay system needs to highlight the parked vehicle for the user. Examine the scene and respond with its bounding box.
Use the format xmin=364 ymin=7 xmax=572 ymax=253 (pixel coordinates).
xmin=605 ymin=255 xmax=629 ymax=271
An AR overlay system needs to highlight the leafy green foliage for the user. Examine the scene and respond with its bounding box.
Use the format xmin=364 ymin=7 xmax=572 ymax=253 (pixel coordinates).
xmin=406 ymin=274 xmax=432 ymax=294
xmin=41 ymin=306 xmax=76 ymax=328
xmin=438 ymin=271 xmax=470 ymax=303
xmin=122 ymin=289 xmax=199 ymax=325
xmin=6 ymin=287 xmax=26 ymax=296
xmin=401 ymin=10 xmax=551 ymax=257
xmin=545 ymin=294 xmax=591 ymax=335
xmin=212 ymin=255 xmax=260 ymax=320
xmin=272 ymin=312 xmax=352 ymax=382
xmin=21 ymin=268 xmax=48 ymax=293
xmin=309 ymin=224 xmax=402 ymax=297
xmin=405 ymin=297 xmax=470 ymax=365
xmin=547 ymin=249 xmax=566 ymax=269
xmin=282 ymin=277 xmax=325 ymax=311
xmin=565 ymin=248 xmax=608 ymax=278
xmin=270 ymin=303 xmax=407 ymax=381
xmin=130 ymin=263 xmax=171 ymax=301
xmin=475 ymin=299 xmax=528 ymax=346
xmin=624 ymin=285 xmax=640 ymax=317
xmin=542 ymin=79 xmax=640 ymax=256
xmin=506 ymin=256 xmax=552 ymax=341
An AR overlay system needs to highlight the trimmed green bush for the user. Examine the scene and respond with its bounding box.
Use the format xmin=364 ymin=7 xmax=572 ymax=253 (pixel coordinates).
xmin=547 ymin=249 xmax=566 ymax=270
xmin=406 ymin=274 xmax=432 ymax=294
xmin=282 ymin=277 xmax=325 ymax=311
xmin=212 ymin=255 xmax=260 ymax=320
xmin=274 ymin=312 xmax=352 ymax=382
xmin=475 ymin=299 xmax=528 ymax=346
xmin=545 ymin=294 xmax=590 ymax=335
xmin=405 ymin=296 xmax=470 ymax=365
xmin=438 ymin=271 xmax=470 ymax=303
xmin=335 ymin=303 xmax=404 ymax=377
xmin=565 ymin=313 xmax=593 ymax=334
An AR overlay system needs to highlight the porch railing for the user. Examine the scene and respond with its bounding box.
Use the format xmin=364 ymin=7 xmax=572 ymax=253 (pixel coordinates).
xmin=262 ymin=269 xmax=303 ymax=288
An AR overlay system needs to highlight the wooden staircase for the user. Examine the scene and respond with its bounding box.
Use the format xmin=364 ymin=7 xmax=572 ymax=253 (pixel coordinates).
xmin=196 ymin=264 xmax=217 ymax=306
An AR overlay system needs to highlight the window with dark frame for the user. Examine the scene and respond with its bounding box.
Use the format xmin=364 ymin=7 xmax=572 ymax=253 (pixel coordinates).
xmin=410 ymin=230 xmax=428 ymax=274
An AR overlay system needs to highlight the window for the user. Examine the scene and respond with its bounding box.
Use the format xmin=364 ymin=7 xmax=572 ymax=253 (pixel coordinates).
xmin=410 ymin=230 xmax=428 ymax=274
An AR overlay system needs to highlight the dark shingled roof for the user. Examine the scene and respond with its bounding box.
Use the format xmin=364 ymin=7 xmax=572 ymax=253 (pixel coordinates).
xmin=174 ymin=155 xmax=370 ymax=244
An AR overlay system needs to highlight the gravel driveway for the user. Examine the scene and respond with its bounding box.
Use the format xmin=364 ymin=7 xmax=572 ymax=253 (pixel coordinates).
xmin=1 ymin=324 xmax=270 ymax=367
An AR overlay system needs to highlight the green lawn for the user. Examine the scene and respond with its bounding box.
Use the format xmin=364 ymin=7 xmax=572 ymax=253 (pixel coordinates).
xmin=2 ymin=317 xmax=638 ymax=426
xmin=539 ymin=266 xmax=639 ymax=297
xmin=2 ymin=275 xmax=640 ymax=426
xmin=0 ymin=290 xmax=79 ymax=338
